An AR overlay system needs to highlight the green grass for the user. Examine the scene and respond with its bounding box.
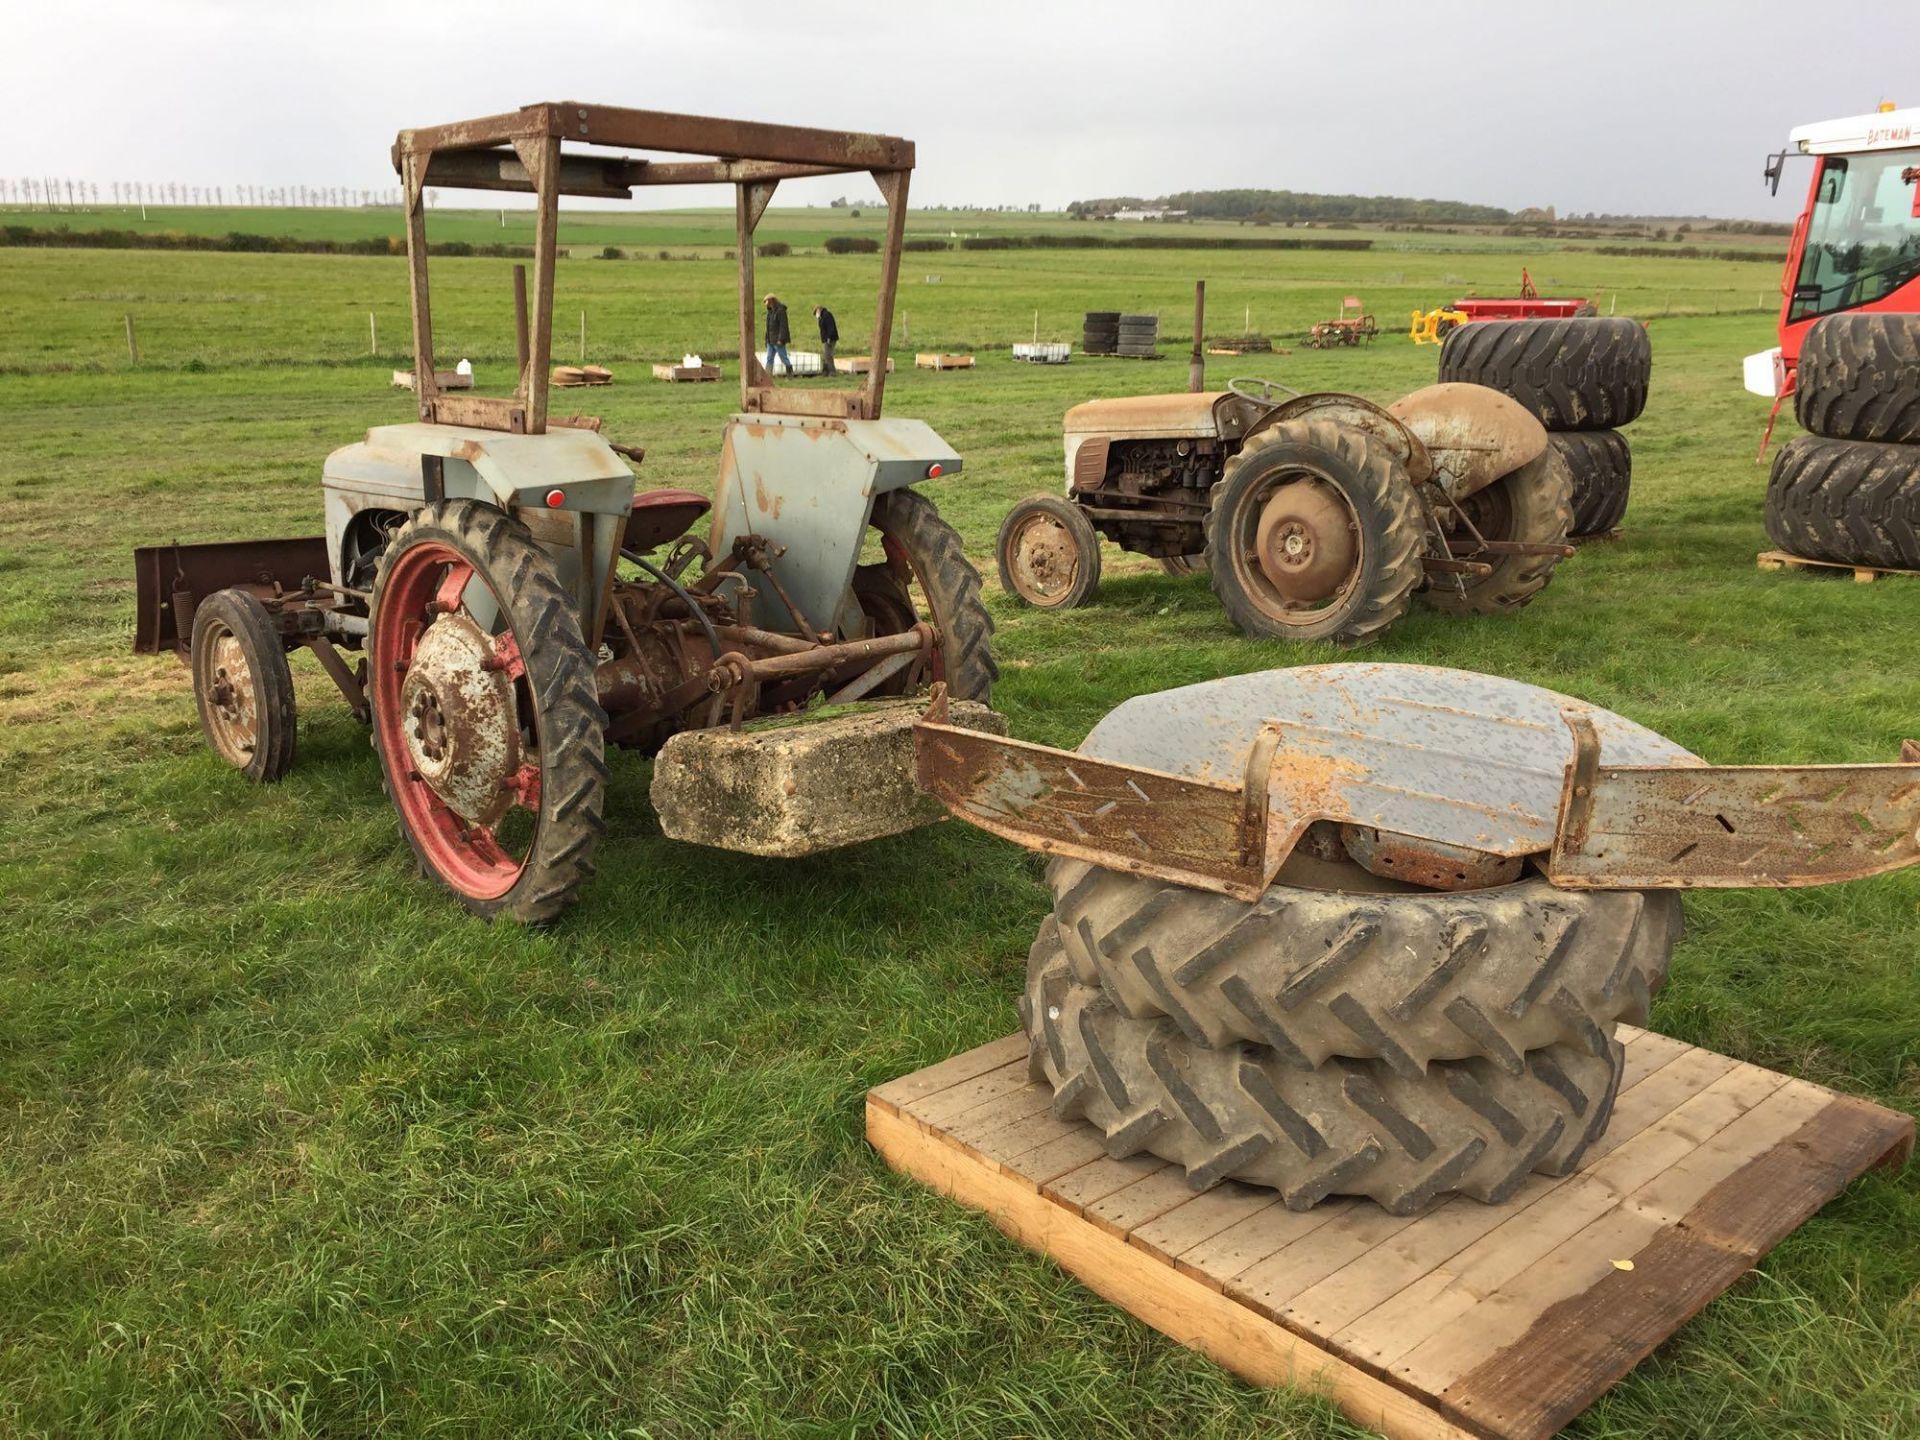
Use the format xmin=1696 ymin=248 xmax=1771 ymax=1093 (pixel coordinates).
xmin=0 ymin=240 xmax=1915 ymax=1438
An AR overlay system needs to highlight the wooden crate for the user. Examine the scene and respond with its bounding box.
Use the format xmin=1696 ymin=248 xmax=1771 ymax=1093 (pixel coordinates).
xmin=915 ymin=352 xmax=975 ymax=371
xmin=868 ymin=1026 xmax=1910 ymax=1440
xmin=390 ymin=368 xmax=473 ymax=391
xmin=839 ymin=355 xmax=895 ymax=374
xmin=652 ymin=363 xmax=721 ymax=383
xmin=1757 ymin=549 xmax=1920 ymax=583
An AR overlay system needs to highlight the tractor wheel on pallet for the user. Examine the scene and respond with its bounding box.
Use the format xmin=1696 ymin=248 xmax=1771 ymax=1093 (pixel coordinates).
xmin=1549 ymin=430 xmax=1632 ymax=537
xmin=1418 ymin=445 xmax=1574 ymax=616
xmin=370 ymin=499 xmax=608 ymax=925
xmin=996 ymin=494 xmax=1102 ymax=609
xmin=1045 ymin=855 xmax=1677 ymax=1075
xmin=1793 ymin=313 xmax=1920 ymax=445
xmin=1023 ymin=928 xmax=1624 ymax=1214
xmin=1764 ymin=433 xmax=1920 ymax=571
xmin=1439 ymin=318 xmax=1652 ymax=430
xmin=191 ymin=587 xmax=297 ymax=783
xmin=868 ymin=489 xmax=998 ymax=703
xmin=1203 ymin=418 xmax=1423 ymax=646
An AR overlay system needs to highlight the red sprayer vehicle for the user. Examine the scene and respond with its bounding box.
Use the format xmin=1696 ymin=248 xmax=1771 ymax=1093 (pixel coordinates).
xmin=1746 ymin=103 xmax=1920 ymax=445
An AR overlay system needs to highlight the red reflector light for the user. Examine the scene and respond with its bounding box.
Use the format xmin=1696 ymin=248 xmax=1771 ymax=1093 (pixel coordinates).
xmin=926 ymin=463 xmax=943 ymax=478
xmin=545 ymin=489 xmax=565 ymax=508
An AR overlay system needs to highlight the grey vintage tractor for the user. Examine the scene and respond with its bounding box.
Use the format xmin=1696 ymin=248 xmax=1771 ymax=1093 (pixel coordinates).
xmin=134 ymin=102 xmax=996 ymax=923
xmin=995 ymin=375 xmax=1576 ymax=647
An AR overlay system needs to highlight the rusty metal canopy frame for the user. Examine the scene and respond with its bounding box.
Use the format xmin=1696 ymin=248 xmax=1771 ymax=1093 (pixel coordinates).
xmin=391 ymin=101 xmax=915 ymax=435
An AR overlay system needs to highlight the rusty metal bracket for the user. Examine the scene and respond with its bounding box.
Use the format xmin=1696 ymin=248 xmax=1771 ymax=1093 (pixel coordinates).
xmin=1547 ymin=714 xmax=1920 ymax=888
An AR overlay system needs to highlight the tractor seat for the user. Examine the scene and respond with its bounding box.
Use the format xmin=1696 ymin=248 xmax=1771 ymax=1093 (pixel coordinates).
xmin=625 ymin=488 xmax=711 ymax=553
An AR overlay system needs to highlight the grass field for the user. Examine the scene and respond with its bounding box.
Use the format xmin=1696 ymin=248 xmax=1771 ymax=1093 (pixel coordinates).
xmin=1 ymin=232 xmax=1916 ymax=1438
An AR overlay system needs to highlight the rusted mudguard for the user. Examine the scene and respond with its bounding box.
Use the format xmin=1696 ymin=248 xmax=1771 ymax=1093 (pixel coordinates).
xmin=134 ymin=537 xmax=330 ymax=655
xmin=913 ymin=664 xmax=1920 ymax=895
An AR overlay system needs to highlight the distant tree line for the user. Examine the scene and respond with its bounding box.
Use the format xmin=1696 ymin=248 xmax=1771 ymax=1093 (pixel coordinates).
xmin=1068 ymin=189 xmax=1514 ymax=225
xmin=2 ymin=179 xmax=406 ymax=210
xmin=0 ymin=226 xmax=529 ymax=257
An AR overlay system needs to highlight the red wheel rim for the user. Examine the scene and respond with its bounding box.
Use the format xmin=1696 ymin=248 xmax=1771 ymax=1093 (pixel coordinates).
xmin=372 ymin=539 xmax=540 ymax=902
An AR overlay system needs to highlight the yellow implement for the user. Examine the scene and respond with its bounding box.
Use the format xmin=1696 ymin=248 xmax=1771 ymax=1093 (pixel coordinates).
xmin=1408 ymin=308 xmax=1468 ymax=346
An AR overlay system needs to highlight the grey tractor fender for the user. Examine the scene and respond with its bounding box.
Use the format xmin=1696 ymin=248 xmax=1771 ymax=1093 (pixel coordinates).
xmin=1233 ymin=391 xmax=1436 ymax=486
xmin=1387 ymin=383 xmax=1547 ymax=502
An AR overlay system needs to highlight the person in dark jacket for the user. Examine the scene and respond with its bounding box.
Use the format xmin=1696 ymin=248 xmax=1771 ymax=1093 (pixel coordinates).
xmin=812 ymin=303 xmax=840 ymax=374
xmin=763 ymin=293 xmax=792 ymax=374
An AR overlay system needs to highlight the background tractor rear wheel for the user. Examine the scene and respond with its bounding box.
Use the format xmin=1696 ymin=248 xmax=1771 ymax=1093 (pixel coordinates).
xmin=1793 ymin=313 xmax=1920 ymax=445
xmin=1439 ymin=318 xmax=1652 ymax=430
xmin=868 ymin=489 xmax=997 ymax=703
xmin=1045 ymin=854 xmax=1678 ymax=1074
xmin=1764 ymin=433 xmax=1920 ymax=570
xmin=1419 ymin=446 xmax=1574 ymax=616
xmin=1549 ymin=430 xmax=1632 ymax=536
xmin=191 ymin=587 xmax=296 ymax=783
xmin=996 ymin=494 xmax=1102 ymax=610
xmin=370 ymin=500 xmax=607 ymax=925
xmin=1024 ymin=927 xmax=1623 ymax=1214
xmin=1204 ymin=418 xmax=1423 ymax=646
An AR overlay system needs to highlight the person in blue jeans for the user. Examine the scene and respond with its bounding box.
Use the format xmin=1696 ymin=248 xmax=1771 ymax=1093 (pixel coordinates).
xmin=763 ymin=293 xmax=792 ymax=375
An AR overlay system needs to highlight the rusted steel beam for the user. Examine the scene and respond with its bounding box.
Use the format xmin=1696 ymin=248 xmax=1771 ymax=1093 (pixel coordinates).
xmin=133 ymin=538 xmax=330 ymax=655
xmin=422 ymin=147 xmax=649 ymax=198
xmin=1548 ymin=715 xmax=1920 ymax=888
xmin=519 ymin=133 xmax=562 ymax=435
xmin=400 ymin=152 xmax=437 ymax=422
xmin=865 ymin=168 xmax=910 ymax=420
xmin=635 ymin=160 xmax=842 ymax=185
xmin=395 ymin=104 xmax=912 ymax=173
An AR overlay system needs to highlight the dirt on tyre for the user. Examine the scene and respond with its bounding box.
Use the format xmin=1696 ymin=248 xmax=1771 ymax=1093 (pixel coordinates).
xmin=1549 ymin=430 xmax=1632 ymax=536
xmin=1764 ymin=433 xmax=1920 ymax=570
xmin=1440 ymin=318 xmax=1652 ymax=430
xmin=1024 ymin=926 xmax=1624 ymax=1214
xmin=1792 ymin=313 xmax=1920 ymax=445
xmin=191 ymin=587 xmax=297 ymax=782
xmin=996 ymin=494 xmax=1101 ymax=610
xmin=370 ymin=499 xmax=608 ymax=925
xmin=1203 ymin=418 xmax=1423 ymax=646
xmin=1046 ymin=855 xmax=1677 ymax=1075
xmin=868 ymin=488 xmax=998 ymax=703
xmin=1418 ymin=445 xmax=1574 ymax=615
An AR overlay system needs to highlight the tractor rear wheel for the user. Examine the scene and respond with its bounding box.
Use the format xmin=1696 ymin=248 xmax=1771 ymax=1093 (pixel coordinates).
xmin=191 ymin=588 xmax=297 ymax=783
xmin=1764 ymin=433 xmax=1920 ymax=570
xmin=370 ymin=500 xmax=607 ymax=925
xmin=1204 ymin=419 xmax=1423 ymax=646
xmin=1551 ymin=430 xmax=1632 ymax=537
xmin=868 ymin=489 xmax=997 ymax=703
xmin=1045 ymin=855 xmax=1678 ymax=1075
xmin=996 ymin=494 xmax=1102 ymax=610
xmin=1418 ymin=446 xmax=1574 ymax=616
xmin=1439 ymin=318 xmax=1652 ymax=430
xmin=1024 ymin=925 xmax=1623 ymax=1214
xmin=1793 ymin=313 xmax=1920 ymax=445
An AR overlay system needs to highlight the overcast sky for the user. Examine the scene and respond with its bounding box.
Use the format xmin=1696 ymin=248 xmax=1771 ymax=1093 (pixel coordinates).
xmin=5 ymin=1 xmax=1917 ymax=220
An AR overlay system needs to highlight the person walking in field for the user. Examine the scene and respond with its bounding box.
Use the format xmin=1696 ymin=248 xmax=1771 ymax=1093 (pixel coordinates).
xmin=763 ymin=293 xmax=792 ymax=375
xmin=813 ymin=303 xmax=839 ymax=375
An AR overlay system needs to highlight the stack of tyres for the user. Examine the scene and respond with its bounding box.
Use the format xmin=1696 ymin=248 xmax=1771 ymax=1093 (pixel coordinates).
xmin=1439 ymin=318 xmax=1653 ymax=537
xmin=1116 ymin=313 xmax=1159 ymax=358
xmin=1021 ymin=853 xmax=1681 ymax=1214
xmin=1765 ymin=314 xmax=1920 ymax=570
xmin=1083 ymin=311 xmax=1119 ymax=356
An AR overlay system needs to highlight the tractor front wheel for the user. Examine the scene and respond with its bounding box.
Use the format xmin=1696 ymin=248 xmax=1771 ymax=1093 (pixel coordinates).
xmin=1204 ymin=419 xmax=1423 ymax=646
xmin=191 ymin=587 xmax=297 ymax=782
xmin=369 ymin=500 xmax=607 ymax=925
xmin=996 ymin=494 xmax=1102 ymax=610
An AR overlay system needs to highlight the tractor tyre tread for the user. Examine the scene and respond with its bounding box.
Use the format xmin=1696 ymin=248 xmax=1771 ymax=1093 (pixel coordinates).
xmin=1550 ymin=430 xmax=1632 ymax=536
xmin=371 ymin=499 xmax=608 ymax=925
xmin=1793 ymin=313 xmax=1920 ymax=445
xmin=1764 ymin=433 xmax=1920 ymax=571
xmin=1026 ymin=927 xmax=1624 ymax=1214
xmin=871 ymin=488 xmax=998 ymax=703
xmin=1417 ymin=444 xmax=1574 ymax=616
xmin=1046 ymin=857 xmax=1678 ymax=1074
xmin=1439 ymin=318 xmax=1652 ymax=429
xmin=191 ymin=587 xmax=298 ymax=783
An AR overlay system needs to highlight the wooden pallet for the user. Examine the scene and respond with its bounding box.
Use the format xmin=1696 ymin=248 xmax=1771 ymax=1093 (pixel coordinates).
xmin=915 ymin=352 xmax=975 ymax=370
xmin=839 ymin=355 xmax=895 ymax=374
xmin=868 ymin=1026 xmax=1910 ymax=1440
xmin=390 ymin=368 xmax=473 ymax=391
xmin=1756 ymin=549 xmax=1920 ymax=583
xmin=651 ymin=363 xmax=720 ymax=383
xmin=552 ymin=364 xmax=613 ymax=388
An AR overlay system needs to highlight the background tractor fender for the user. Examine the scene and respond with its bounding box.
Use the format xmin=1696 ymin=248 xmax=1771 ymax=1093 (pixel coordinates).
xmin=1389 ymin=383 xmax=1548 ymax=502
xmin=1243 ymin=392 xmax=1433 ymax=484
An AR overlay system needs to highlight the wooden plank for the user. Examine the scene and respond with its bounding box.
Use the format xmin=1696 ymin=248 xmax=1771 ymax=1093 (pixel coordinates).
xmin=1042 ymin=1151 xmax=1168 ymax=1213
xmin=906 ymin=1059 xmax=1032 ymax=1127
xmin=869 ymin=1033 xmax=1027 ymax=1115
xmin=1441 ymin=1092 xmax=1913 ymax=1440
xmin=1084 ymin=1166 xmax=1207 ymax=1238
xmin=1177 ymin=1198 xmax=1357 ymax=1288
xmin=1394 ymin=1072 xmax=1825 ymax=1395
xmin=868 ymin=1099 xmax=1480 ymax=1440
xmin=1756 ymin=548 xmax=1920 ymax=581
xmin=1004 ymin=1126 xmax=1110 ymax=1185
xmin=1130 ymin=1183 xmax=1279 ymax=1265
